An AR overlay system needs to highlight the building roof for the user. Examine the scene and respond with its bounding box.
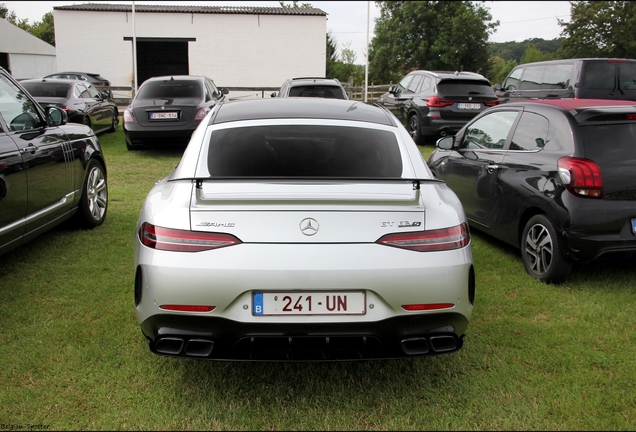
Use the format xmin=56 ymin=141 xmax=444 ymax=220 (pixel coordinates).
xmin=0 ymin=18 xmax=56 ymax=55
xmin=53 ymin=3 xmax=327 ymax=16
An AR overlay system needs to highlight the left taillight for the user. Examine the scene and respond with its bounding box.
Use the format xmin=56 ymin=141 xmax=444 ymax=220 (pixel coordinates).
xmin=139 ymin=222 xmax=242 ymax=252
xmin=376 ymin=223 xmax=470 ymax=252
xmin=195 ymin=107 xmax=209 ymax=121
xmin=123 ymin=108 xmax=135 ymax=123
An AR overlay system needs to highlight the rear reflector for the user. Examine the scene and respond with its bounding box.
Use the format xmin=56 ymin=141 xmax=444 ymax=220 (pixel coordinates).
xmin=160 ymin=305 xmax=215 ymax=312
xmin=376 ymin=223 xmax=470 ymax=252
xmin=139 ymin=222 xmax=242 ymax=252
xmin=628 ymin=114 xmax=636 ymax=120
xmin=402 ymin=303 xmax=454 ymax=311
xmin=557 ymin=157 xmax=603 ymax=198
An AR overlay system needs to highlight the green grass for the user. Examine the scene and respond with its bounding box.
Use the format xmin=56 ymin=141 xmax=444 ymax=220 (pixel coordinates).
xmin=0 ymin=129 xmax=635 ymax=430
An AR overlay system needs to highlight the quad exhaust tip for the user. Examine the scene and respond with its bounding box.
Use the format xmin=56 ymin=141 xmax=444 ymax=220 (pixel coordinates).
xmin=401 ymin=335 xmax=458 ymax=355
xmin=154 ymin=337 xmax=214 ymax=357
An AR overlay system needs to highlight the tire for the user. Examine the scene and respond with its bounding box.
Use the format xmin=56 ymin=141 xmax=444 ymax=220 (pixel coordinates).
xmin=521 ymin=214 xmax=572 ymax=284
xmin=109 ymin=111 xmax=119 ymax=132
xmin=83 ymin=116 xmax=91 ymax=128
xmin=408 ymin=114 xmax=423 ymax=145
xmin=76 ymin=159 xmax=108 ymax=228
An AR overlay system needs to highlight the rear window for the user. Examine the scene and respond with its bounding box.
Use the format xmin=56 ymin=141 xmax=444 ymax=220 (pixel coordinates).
xmin=206 ymin=125 xmax=403 ymax=177
xmin=582 ymin=62 xmax=615 ymax=90
xmin=437 ymin=81 xmax=495 ymax=96
xmin=288 ymin=86 xmax=346 ymax=99
xmin=21 ymin=82 xmax=70 ymax=98
xmin=137 ymin=80 xmax=202 ymax=99
xmin=580 ymin=123 xmax=636 ymax=199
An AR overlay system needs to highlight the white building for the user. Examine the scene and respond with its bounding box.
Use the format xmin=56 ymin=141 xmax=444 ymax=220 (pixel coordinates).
xmin=53 ymin=3 xmax=327 ymax=96
xmin=0 ymin=18 xmax=56 ymax=80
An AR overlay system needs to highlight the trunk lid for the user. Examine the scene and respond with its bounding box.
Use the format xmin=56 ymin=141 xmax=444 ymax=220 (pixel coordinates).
xmin=189 ymin=181 xmax=426 ymax=243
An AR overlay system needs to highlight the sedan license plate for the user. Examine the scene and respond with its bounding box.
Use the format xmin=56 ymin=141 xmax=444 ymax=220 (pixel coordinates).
xmin=149 ymin=112 xmax=178 ymax=120
xmin=457 ymin=103 xmax=481 ymax=110
xmin=253 ymin=291 xmax=366 ymax=316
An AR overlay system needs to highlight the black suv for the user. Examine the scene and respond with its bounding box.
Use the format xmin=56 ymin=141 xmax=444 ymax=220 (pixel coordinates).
xmin=272 ymin=77 xmax=349 ymax=100
xmin=428 ymin=99 xmax=636 ymax=283
xmin=377 ymin=70 xmax=499 ymax=145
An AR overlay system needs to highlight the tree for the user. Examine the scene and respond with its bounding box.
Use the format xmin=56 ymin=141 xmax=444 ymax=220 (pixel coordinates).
xmin=369 ymin=1 xmax=498 ymax=84
xmin=28 ymin=12 xmax=55 ymax=46
xmin=279 ymin=1 xmax=313 ymax=8
xmin=559 ymin=1 xmax=636 ymax=58
xmin=326 ymin=29 xmax=338 ymax=78
xmin=520 ymin=45 xmax=554 ymax=64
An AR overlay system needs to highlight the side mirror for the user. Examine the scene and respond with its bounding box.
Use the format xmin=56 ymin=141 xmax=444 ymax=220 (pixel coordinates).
xmin=46 ymin=106 xmax=68 ymax=126
xmin=436 ymin=136 xmax=455 ymax=150
xmin=100 ymin=91 xmax=109 ymax=99
xmin=494 ymin=83 xmax=502 ymax=91
xmin=388 ymin=86 xmax=397 ymax=94
xmin=270 ymin=92 xmax=277 ymax=98
xmin=220 ymin=88 xmax=229 ymax=95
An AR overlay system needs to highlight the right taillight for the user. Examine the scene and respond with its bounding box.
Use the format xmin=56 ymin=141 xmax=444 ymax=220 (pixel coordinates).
xmin=139 ymin=222 xmax=242 ymax=252
xmin=557 ymin=156 xmax=603 ymax=198
xmin=376 ymin=223 xmax=470 ymax=252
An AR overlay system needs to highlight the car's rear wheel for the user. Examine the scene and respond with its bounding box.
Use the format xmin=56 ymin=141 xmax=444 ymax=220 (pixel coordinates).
xmin=76 ymin=159 xmax=108 ymax=228
xmin=408 ymin=114 xmax=423 ymax=145
xmin=109 ymin=111 xmax=119 ymax=132
xmin=521 ymin=214 xmax=571 ymax=284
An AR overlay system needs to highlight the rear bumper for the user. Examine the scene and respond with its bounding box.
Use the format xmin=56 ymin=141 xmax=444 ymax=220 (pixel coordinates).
xmin=140 ymin=312 xmax=469 ymax=361
xmin=123 ymin=121 xmax=200 ymax=147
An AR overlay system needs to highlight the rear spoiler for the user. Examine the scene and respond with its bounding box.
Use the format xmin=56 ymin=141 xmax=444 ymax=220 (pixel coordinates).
xmin=168 ymin=177 xmax=445 ymax=190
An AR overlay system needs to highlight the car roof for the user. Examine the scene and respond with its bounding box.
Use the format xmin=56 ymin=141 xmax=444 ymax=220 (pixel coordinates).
xmin=288 ymin=77 xmax=342 ymax=86
xmin=410 ymin=70 xmax=489 ymax=81
xmin=22 ymin=78 xmax=77 ymax=85
xmin=514 ymin=99 xmax=636 ymax=110
xmin=211 ymin=98 xmax=396 ymax=126
xmin=144 ymin=75 xmax=205 ymax=83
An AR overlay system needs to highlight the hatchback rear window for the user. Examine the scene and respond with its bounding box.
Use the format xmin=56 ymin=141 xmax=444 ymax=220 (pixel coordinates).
xmin=288 ymin=86 xmax=346 ymax=99
xmin=437 ymin=81 xmax=495 ymax=96
xmin=137 ymin=81 xmax=202 ymax=99
xmin=22 ymin=82 xmax=70 ymax=98
xmin=206 ymin=125 xmax=403 ymax=177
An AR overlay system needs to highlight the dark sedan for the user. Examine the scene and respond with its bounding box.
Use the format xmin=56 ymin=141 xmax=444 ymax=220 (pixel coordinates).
xmin=42 ymin=71 xmax=112 ymax=98
xmin=0 ymin=67 xmax=108 ymax=256
xmin=428 ymin=98 xmax=636 ymax=283
xmin=21 ymin=78 xmax=119 ymax=135
xmin=123 ymin=75 xmax=228 ymax=150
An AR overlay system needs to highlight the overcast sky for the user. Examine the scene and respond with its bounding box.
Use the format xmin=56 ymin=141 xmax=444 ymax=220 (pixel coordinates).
xmin=3 ymin=1 xmax=572 ymax=64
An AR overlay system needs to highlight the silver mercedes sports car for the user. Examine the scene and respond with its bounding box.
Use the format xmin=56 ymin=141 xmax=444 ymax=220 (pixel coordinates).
xmin=134 ymin=98 xmax=474 ymax=361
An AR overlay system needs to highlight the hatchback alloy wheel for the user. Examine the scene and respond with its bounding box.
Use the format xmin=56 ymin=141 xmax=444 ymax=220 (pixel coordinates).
xmin=521 ymin=214 xmax=571 ymax=284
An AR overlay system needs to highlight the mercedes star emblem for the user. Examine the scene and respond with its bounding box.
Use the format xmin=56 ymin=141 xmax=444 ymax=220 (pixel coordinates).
xmin=300 ymin=218 xmax=319 ymax=236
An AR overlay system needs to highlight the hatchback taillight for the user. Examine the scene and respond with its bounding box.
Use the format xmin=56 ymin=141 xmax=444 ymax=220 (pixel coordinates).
xmin=376 ymin=223 xmax=470 ymax=252
xmin=139 ymin=222 xmax=242 ymax=252
xmin=195 ymin=107 xmax=209 ymax=121
xmin=484 ymin=99 xmax=501 ymax=107
xmin=426 ymin=96 xmax=454 ymax=108
xmin=557 ymin=157 xmax=603 ymax=198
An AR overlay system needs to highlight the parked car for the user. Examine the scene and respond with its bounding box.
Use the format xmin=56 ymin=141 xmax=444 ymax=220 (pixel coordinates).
xmin=123 ymin=75 xmax=228 ymax=150
xmin=20 ymin=78 xmax=119 ymax=134
xmin=0 ymin=67 xmax=108 ymax=256
xmin=495 ymin=58 xmax=636 ymax=103
xmin=377 ymin=70 xmax=500 ymax=145
xmin=42 ymin=71 xmax=112 ymax=98
xmin=272 ymin=77 xmax=349 ymax=99
xmin=428 ymin=98 xmax=636 ymax=284
xmin=134 ymin=98 xmax=474 ymax=361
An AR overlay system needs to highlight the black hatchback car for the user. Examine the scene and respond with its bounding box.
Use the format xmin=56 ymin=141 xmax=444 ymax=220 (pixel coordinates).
xmin=0 ymin=67 xmax=108 ymax=256
xmin=123 ymin=75 xmax=228 ymax=150
xmin=377 ymin=70 xmax=500 ymax=145
xmin=20 ymin=78 xmax=119 ymax=134
xmin=428 ymin=99 xmax=636 ymax=283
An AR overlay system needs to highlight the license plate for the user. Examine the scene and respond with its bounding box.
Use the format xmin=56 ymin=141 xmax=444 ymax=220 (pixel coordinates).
xmin=149 ymin=112 xmax=178 ymax=120
xmin=457 ymin=103 xmax=481 ymax=110
xmin=253 ymin=291 xmax=366 ymax=316
xmin=632 ymin=218 xmax=636 ymax=234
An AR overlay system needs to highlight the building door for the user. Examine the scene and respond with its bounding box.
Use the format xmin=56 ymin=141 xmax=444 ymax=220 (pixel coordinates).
xmin=136 ymin=40 xmax=189 ymax=85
